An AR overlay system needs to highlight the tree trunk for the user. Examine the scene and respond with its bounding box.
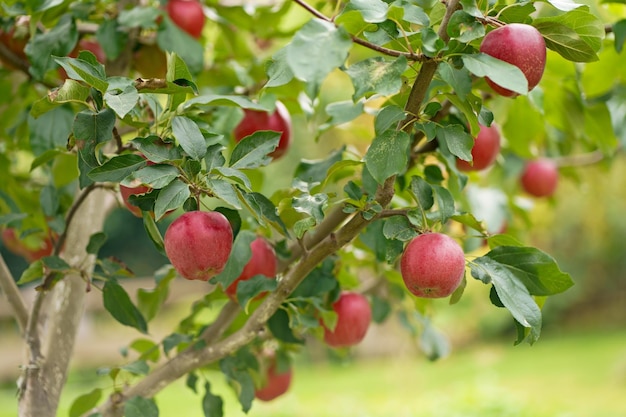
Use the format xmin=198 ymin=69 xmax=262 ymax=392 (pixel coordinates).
xmin=18 ymin=187 xmax=116 ymax=417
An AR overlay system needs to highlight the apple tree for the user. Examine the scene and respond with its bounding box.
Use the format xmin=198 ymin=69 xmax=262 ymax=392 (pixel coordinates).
xmin=0 ymin=0 xmax=622 ymax=416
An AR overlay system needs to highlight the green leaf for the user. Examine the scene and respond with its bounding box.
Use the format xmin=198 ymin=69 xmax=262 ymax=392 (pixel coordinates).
xmin=124 ymin=396 xmax=159 ymax=417
xmin=534 ymin=7 xmax=604 ymax=62
xmin=345 ymin=0 xmax=388 ymax=23
xmin=438 ymin=62 xmax=472 ymax=101
xmin=292 ymin=258 xmax=339 ymax=299
xmin=103 ymin=280 xmax=148 ymax=334
xmin=292 ymin=193 xmax=328 ymax=223
xmin=321 ymin=100 xmax=365 ymax=130
xmin=96 ymin=19 xmax=128 ymax=60
xmin=345 ymin=56 xmax=407 ymax=100
xmin=73 ymin=109 xmax=116 ymax=145
xmin=479 ymin=246 xmax=574 ymax=296
xmin=88 ymin=154 xmax=147 ymax=182
xmin=130 ymin=136 xmax=183 ymax=163
xmin=419 ymin=316 xmax=450 ymax=361
xmin=154 ymin=179 xmax=190 ymax=220
xmin=294 ymin=147 xmax=345 ymax=186
xmin=25 ymin=14 xmax=78 ymax=80
xmin=142 ymin=211 xmax=165 ymax=255
xmin=182 ymin=95 xmax=268 ymax=112
xmin=462 ymin=53 xmax=528 ymax=95
xmin=202 ymin=382 xmax=224 ymax=417
xmin=55 ymin=54 xmax=109 ymax=93
xmin=545 ymin=0 xmax=585 ymax=11
xmin=431 ymin=185 xmax=456 ymax=224
xmin=163 ymin=333 xmax=192 ymax=356
xmin=584 ymin=103 xmax=619 ymax=154
xmin=470 ymin=255 xmax=542 ymax=344
xmin=42 ymin=256 xmax=72 ymax=271
xmin=236 ymin=275 xmax=278 ymax=308
xmin=447 ymin=10 xmax=485 ymax=42
xmin=171 ymin=116 xmax=207 ymax=160
xmin=86 ymin=232 xmax=107 ymax=255
xmin=39 ymin=184 xmax=59 ymax=217
xmin=122 ymin=165 xmax=180 ymax=189
xmin=268 ymin=308 xmax=305 ymax=344
xmin=242 ymin=192 xmax=289 ymax=236
xmin=137 ymin=272 xmax=175 ymax=322
xmin=374 ymin=105 xmax=405 ymax=135
xmin=286 ymin=18 xmax=352 ymax=84
xmin=614 ymin=19 xmax=626 ymax=53
xmin=122 ymin=360 xmax=150 ymax=375
xmin=69 ymin=388 xmax=102 ymax=417
xmin=220 ymin=355 xmax=256 ymax=413
xmin=436 ymin=124 xmax=473 ymax=161
xmin=364 ymin=130 xmax=410 ymax=184
xmin=17 ymin=260 xmax=44 ymax=285
xmin=502 ymin=95 xmax=544 ymax=158
xmin=266 ymin=48 xmax=294 ymax=88
xmin=382 ymin=216 xmax=418 ymax=241
xmin=104 ymin=77 xmax=139 ymax=118
xmin=209 ymin=179 xmax=242 ymax=209
xmin=229 ymin=131 xmax=280 ymax=169
xmin=211 ymin=230 xmax=256 ymax=289
xmin=360 ymin=220 xmax=404 ymax=263
xmin=409 ymin=176 xmax=434 ymax=210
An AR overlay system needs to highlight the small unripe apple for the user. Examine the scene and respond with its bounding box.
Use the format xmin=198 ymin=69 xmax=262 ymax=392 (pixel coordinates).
xmin=164 ymin=211 xmax=233 ymax=281
xmin=400 ymin=233 xmax=465 ymax=298
xmin=520 ymin=159 xmax=558 ymax=198
xmin=224 ymin=237 xmax=277 ymax=301
xmin=479 ymin=23 xmax=546 ymax=97
xmin=456 ymin=124 xmax=501 ymax=171
xmin=233 ymin=101 xmax=292 ymax=160
xmin=255 ymin=359 xmax=292 ymax=402
xmin=166 ymin=0 xmax=206 ymax=39
xmin=323 ymin=291 xmax=372 ymax=348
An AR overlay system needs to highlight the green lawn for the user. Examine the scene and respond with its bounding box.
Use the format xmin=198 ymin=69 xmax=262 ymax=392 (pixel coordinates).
xmin=3 ymin=329 xmax=626 ymax=416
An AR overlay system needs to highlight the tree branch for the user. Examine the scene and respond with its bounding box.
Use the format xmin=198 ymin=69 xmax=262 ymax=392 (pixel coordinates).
xmin=0 ymin=254 xmax=28 ymax=334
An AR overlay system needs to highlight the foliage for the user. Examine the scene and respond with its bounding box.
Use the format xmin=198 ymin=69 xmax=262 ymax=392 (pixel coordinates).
xmin=0 ymin=0 xmax=623 ymax=416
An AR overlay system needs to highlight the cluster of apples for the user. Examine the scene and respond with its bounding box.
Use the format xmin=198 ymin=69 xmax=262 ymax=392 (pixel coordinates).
xmin=455 ymin=23 xmax=558 ymax=198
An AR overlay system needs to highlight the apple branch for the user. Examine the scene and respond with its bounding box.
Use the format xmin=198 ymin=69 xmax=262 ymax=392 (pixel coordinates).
xmin=0 ymin=253 xmax=28 ymax=334
xmin=292 ymin=0 xmax=427 ymax=62
xmin=91 ymin=1 xmax=463 ymax=414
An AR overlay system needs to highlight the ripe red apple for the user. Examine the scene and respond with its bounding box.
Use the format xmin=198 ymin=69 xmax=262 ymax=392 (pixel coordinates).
xmin=0 ymin=26 xmax=28 ymax=69
xmin=255 ymin=359 xmax=292 ymax=402
xmin=120 ymin=184 xmax=151 ymax=217
xmin=166 ymin=0 xmax=206 ymax=39
xmin=233 ymin=101 xmax=292 ymax=160
xmin=164 ymin=211 xmax=233 ymax=281
xmin=224 ymin=237 xmax=277 ymax=301
xmin=520 ymin=159 xmax=558 ymax=198
xmin=400 ymin=233 xmax=465 ymax=298
xmin=323 ymin=291 xmax=372 ymax=348
xmin=456 ymin=123 xmax=501 ymax=171
xmin=479 ymin=23 xmax=546 ymax=97
xmin=1 ymin=228 xmax=55 ymax=262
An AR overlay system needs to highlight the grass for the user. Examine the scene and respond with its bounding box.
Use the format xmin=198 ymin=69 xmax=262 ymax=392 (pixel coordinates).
xmin=3 ymin=328 xmax=625 ymax=417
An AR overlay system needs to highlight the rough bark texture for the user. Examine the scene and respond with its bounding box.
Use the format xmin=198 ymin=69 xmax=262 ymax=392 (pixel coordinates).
xmin=18 ymin=188 xmax=116 ymax=417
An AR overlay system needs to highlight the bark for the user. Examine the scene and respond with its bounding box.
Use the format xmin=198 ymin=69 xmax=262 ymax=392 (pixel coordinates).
xmin=18 ymin=187 xmax=116 ymax=417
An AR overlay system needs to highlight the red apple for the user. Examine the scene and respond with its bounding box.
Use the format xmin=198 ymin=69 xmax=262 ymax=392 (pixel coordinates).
xmin=233 ymin=101 xmax=292 ymax=160
xmin=166 ymin=0 xmax=206 ymax=39
xmin=520 ymin=159 xmax=558 ymax=198
xmin=164 ymin=211 xmax=233 ymax=281
xmin=323 ymin=291 xmax=372 ymax=348
xmin=0 ymin=26 xmax=28 ymax=69
xmin=400 ymin=233 xmax=465 ymax=298
xmin=479 ymin=23 xmax=546 ymax=97
xmin=120 ymin=184 xmax=151 ymax=217
xmin=1 ymin=228 xmax=55 ymax=262
xmin=224 ymin=237 xmax=276 ymax=301
xmin=456 ymin=123 xmax=501 ymax=171
xmin=255 ymin=359 xmax=292 ymax=402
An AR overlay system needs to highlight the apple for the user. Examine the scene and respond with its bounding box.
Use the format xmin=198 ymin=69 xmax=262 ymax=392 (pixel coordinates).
xmin=120 ymin=184 xmax=152 ymax=217
xmin=1 ymin=228 xmax=55 ymax=262
xmin=133 ymin=44 xmax=167 ymax=79
xmin=166 ymin=0 xmax=206 ymax=39
xmin=164 ymin=211 xmax=233 ymax=281
xmin=233 ymin=101 xmax=292 ymax=160
xmin=400 ymin=233 xmax=465 ymax=298
xmin=456 ymin=123 xmax=501 ymax=171
xmin=323 ymin=291 xmax=372 ymax=348
xmin=224 ymin=237 xmax=276 ymax=301
xmin=520 ymin=159 xmax=558 ymax=198
xmin=255 ymin=358 xmax=292 ymax=402
xmin=479 ymin=23 xmax=546 ymax=97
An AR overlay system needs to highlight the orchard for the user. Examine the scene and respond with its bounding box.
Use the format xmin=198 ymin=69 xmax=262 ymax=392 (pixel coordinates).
xmin=0 ymin=0 xmax=624 ymax=416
